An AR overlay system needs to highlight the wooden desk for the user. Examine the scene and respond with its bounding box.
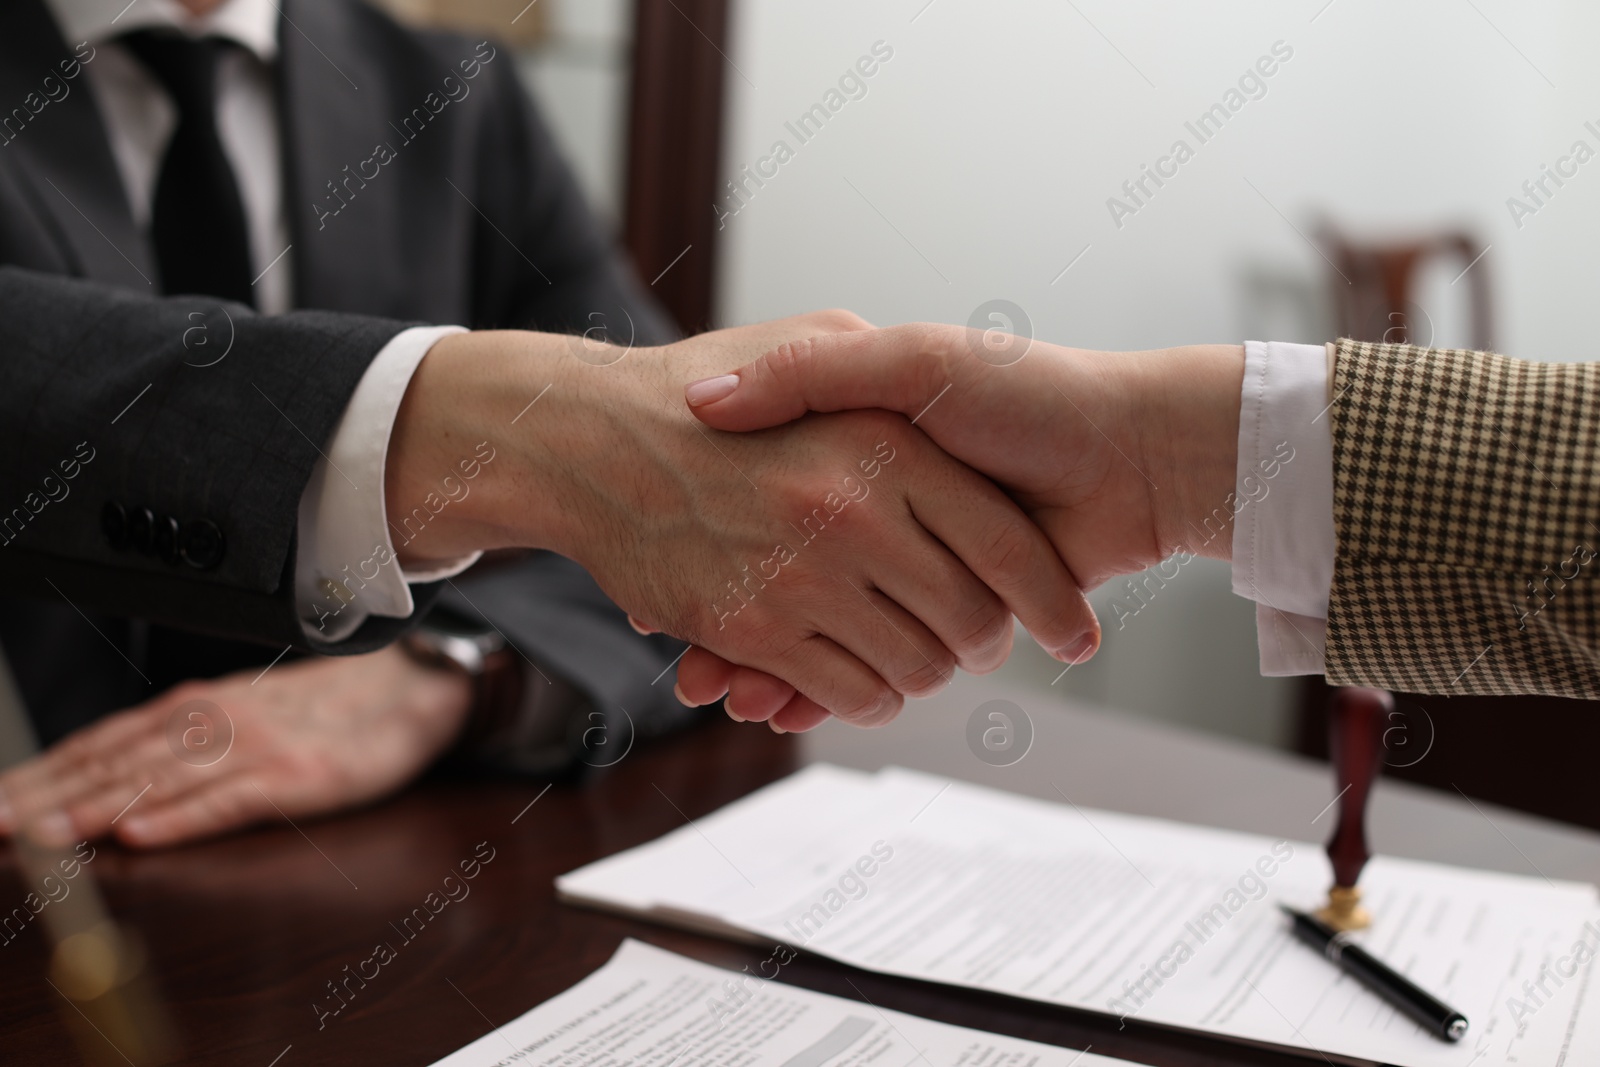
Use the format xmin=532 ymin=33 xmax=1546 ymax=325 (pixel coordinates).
xmin=3 ymin=672 xmax=1597 ymax=1067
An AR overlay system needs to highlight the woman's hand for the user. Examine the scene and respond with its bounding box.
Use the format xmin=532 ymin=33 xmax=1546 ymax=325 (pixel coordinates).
xmin=673 ymin=325 xmax=1246 ymax=731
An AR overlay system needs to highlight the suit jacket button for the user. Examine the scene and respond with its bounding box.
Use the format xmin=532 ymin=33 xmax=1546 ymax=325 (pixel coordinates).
xmin=179 ymin=520 xmax=225 ymax=570
xmin=154 ymin=515 xmax=181 ymax=565
xmin=102 ymin=501 xmax=129 ymax=549
xmin=128 ymin=506 xmax=156 ymax=554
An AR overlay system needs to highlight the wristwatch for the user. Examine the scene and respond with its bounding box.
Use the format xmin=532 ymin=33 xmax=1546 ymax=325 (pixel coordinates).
xmin=400 ymin=607 xmax=524 ymax=750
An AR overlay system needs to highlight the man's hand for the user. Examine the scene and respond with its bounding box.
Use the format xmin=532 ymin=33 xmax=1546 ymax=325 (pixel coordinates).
xmin=0 ymin=648 xmax=471 ymax=849
xmin=673 ymin=325 xmax=1246 ymax=730
xmin=384 ymin=312 xmax=1099 ymax=727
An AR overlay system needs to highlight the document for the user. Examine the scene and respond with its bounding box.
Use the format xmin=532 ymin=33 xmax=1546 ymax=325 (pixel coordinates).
xmin=424 ymin=938 xmax=1141 ymax=1067
xmin=558 ymin=765 xmax=1600 ymax=1067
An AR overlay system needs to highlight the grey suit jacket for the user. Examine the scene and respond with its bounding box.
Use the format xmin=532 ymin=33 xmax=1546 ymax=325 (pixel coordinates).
xmin=0 ymin=0 xmax=693 ymax=759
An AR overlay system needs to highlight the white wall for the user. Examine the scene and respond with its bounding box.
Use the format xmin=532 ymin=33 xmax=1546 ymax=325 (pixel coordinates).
xmin=712 ymin=0 xmax=1600 ymax=747
xmin=717 ymin=0 xmax=1595 ymax=357
xmin=516 ymin=0 xmax=634 ymax=228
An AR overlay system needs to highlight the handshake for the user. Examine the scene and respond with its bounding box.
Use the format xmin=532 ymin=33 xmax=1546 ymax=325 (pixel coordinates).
xmin=391 ymin=311 xmax=1247 ymax=733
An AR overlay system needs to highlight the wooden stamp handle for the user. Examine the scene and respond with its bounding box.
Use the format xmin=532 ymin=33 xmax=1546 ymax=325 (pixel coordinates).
xmin=1325 ymin=686 xmax=1392 ymax=889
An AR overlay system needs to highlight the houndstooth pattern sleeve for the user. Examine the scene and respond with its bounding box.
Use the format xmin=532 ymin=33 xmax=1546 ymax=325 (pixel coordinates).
xmin=1324 ymin=338 xmax=1600 ymax=697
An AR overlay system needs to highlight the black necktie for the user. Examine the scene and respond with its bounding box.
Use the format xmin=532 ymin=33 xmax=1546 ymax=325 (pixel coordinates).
xmin=121 ymin=30 xmax=256 ymax=307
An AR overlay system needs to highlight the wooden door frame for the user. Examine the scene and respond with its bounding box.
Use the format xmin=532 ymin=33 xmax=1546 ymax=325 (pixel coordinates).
xmin=624 ymin=0 xmax=732 ymax=335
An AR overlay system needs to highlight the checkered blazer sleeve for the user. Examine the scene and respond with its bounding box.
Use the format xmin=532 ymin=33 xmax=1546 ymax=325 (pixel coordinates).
xmin=1324 ymin=338 xmax=1600 ymax=697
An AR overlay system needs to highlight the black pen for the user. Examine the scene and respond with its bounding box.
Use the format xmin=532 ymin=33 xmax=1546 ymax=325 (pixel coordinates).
xmin=1280 ymin=905 xmax=1468 ymax=1043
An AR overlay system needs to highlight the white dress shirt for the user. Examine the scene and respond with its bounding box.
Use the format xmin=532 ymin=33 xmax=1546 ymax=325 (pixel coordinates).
xmin=1231 ymin=341 xmax=1336 ymax=675
xmin=48 ymin=0 xmax=476 ymax=642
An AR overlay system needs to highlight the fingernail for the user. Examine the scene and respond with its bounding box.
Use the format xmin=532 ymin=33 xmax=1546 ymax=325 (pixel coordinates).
xmin=684 ymin=374 xmax=740 ymax=407
xmin=769 ymin=721 xmax=787 ymax=735
xmin=0 ymin=790 xmax=12 ymax=834
xmin=627 ymin=615 xmax=653 ymax=636
xmin=724 ymin=698 xmax=744 ymax=723
xmin=28 ymin=810 xmax=74 ymax=848
xmin=672 ymin=682 xmax=694 ymax=707
xmin=1057 ymin=634 xmax=1099 ymax=665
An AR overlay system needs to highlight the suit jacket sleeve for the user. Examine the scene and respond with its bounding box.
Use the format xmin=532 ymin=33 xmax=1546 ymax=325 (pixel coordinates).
xmin=437 ymin=552 xmax=696 ymax=776
xmin=0 ymin=266 xmax=434 ymax=653
xmin=1324 ymin=338 xmax=1600 ymax=697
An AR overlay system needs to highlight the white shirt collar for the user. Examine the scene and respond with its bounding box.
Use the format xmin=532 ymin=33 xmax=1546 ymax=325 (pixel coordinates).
xmin=45 ymin=0 xmax=280 ymax=62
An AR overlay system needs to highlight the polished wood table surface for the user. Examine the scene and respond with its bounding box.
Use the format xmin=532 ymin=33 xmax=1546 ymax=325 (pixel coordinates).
xmin=4 ymin=671 xmax=1598 ymax=1067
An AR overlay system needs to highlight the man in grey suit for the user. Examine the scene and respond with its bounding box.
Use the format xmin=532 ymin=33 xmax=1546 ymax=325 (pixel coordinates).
xmin=0 ymin=0 xmax=1096 ymax=847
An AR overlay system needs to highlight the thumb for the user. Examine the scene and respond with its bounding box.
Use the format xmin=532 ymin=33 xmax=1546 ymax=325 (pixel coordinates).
xmin=684 ymin=323 xmax=958 ymax=431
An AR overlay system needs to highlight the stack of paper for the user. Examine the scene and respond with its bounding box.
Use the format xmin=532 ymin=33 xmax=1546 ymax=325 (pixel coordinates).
xmin=426 ymin=939 xmax=1145 ymax=1067
xmin=558 ymin=765 xmax=1600 ymax=1067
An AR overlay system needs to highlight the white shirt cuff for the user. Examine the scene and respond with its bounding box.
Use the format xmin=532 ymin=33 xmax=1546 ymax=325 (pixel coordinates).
xmin=1254 ymin=604 xmax=1328 ymax=676
xmin=1231 ymin=340 xmax=1336 ymax=676
xmin=294 ymin=325 xmax=479 ymax=642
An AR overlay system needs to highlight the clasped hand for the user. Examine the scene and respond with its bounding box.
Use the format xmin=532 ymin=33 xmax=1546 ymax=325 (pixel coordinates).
xmin=668 ymin=323 xmax=1246 ymax=731
xmin=412 ymin=311 xmax=1102 ymax=729
xmin=401 ymin=311 xmax=1240 ymax=734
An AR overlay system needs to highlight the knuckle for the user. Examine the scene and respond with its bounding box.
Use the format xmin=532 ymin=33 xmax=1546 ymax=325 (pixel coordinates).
xmin=210 ymin=788 xmax=257 ymax=827
xmin=906 ymin=322 xmax=960 ymax=377
xmin=782 ymin=571 xmax=845 ymax=630
xmin=844 ymin=322 xmax=961 ymax=412
xmin=834 ymin=686 xmax=902 ymax=727
xmin=778 ymin=482 xmax=857 ymax=544
xmin=698 ymin=594 xmax=789 ymax=660
xmin=740 ymin=610 xmax=797 ymax=661
xmin=893 ymin=651 xmax=956 ymax=698
xmin=954 ymin=601 xmax=1012 ymax=659
xmin=52 ymin=733 xmax=92 ymax=763
xmin=977 ymin=517 xmax=1043 ymax=590
xmin=81 ymin=750 xmax=118 ymax=784
xmin=282 ymin=748 xmax=338 ymax=787
xmin=837 ymin=409 xmax=910 ymax=463
xmin=810 ymin=308 xmax=871 ymax=333
xmin=61 ymin=799 xmax=96 ymax=830
xmin=161 ymin=681 xmax=207 ymax=710
xmin=757 ymin=337 xmax=814 ymax=393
